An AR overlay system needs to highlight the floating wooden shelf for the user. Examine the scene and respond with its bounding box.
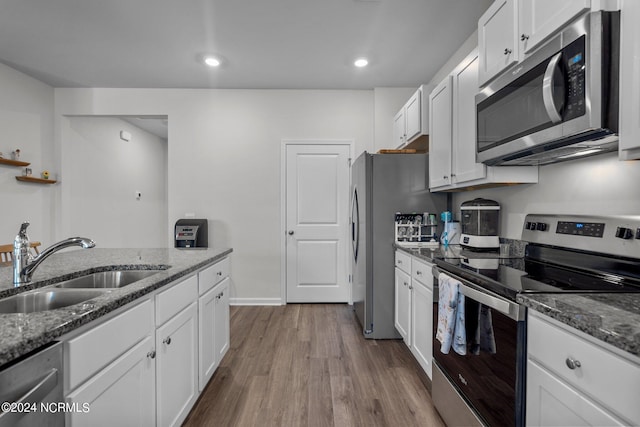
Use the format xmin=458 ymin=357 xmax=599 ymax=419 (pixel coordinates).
xmin=0 ymin=158 xmax=30 ymax=167
xmin=15 ymin=176 xmax=57 ymax=184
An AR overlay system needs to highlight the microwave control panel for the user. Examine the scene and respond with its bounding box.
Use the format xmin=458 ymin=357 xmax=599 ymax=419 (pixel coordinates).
xmin=563 ymin=35 xmax=586 ymax=120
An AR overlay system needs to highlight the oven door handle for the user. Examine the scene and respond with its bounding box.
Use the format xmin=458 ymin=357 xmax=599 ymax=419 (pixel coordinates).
xmin=434 ymin=266 xmax=524 ymax=321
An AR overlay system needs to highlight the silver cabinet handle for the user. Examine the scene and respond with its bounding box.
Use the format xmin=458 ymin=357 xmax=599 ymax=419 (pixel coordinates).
xmin=504 ymin=48 xmax=512 ymax=55
xmin=521 ymin=34 xmax=529 ymax=41
xmin=163 ymin=337 xmax=172 ymax=345
xmin=408 ymin=284 xmax=413 ymax=290
xmin=404 ymin=281 xmax=409 ymax=287
xmin=288 ymin=230 xmax=294 ymax=235
xmin=147 ymin=350 xmax=156 ymax=359
xmin=217 ymin=271 xmax=223 ymax=276
xmin=566 ymin=357 xmax=582 ymax=370
xmin=397 ymin=260 xmax=403 ymax=265
xmin=416 ymin=270 xmax=422 ymax=276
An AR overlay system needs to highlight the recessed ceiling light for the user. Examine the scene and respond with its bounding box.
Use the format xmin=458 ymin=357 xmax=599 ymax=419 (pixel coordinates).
xmin=354 ymin=58 xmax=369 ymax=68
xmin=203 ymin=56 xmax=221 ymax=67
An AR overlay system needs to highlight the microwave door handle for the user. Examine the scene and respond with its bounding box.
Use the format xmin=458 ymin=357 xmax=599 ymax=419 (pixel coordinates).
xmin=542 ymin=52 xmax=564 ymax=124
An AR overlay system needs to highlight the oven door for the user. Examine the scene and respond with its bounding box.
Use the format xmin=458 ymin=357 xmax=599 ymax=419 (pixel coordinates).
xmin=432 ymin=266 xmax=526 ymax=427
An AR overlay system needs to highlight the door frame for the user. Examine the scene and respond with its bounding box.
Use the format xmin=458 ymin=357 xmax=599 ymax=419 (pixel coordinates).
xmin=280 ymin=139 xmax=354 ymax=305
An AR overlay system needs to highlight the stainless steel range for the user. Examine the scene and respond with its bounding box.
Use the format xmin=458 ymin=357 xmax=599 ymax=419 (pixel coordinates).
xmin=432 ymin=214 xmax=640 ymax=427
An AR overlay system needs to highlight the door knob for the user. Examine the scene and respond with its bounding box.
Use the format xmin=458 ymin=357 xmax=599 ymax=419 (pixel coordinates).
xmin=163 ymin=337 xmax=172 ymax=345
xmin=147 ymin=350 xmax=156 ymax=359
xmin=288 ymin=230 xmax=295 ymax=235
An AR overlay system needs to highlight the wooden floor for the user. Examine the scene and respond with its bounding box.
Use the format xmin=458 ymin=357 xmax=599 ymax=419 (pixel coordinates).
xmin=183 ymin=304 xmax=445 ymax=427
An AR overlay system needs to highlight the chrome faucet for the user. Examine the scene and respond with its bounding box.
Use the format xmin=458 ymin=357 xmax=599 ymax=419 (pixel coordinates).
xmin=13 ymin=221 xmax=95 ymax=287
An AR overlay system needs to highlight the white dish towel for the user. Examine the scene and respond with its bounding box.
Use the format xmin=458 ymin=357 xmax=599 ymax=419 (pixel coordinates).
xmin=436 ymin=273 xmax=467 ymax=355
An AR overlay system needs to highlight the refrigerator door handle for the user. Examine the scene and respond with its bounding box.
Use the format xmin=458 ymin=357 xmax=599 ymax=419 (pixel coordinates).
xmin=351 ymin=188 xmax=359 ymax=262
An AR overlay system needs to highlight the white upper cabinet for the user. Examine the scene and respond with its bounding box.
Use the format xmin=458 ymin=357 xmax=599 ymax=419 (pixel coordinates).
xmin=519 ymin=0 xmax=591 ymax=54
xmin=451 ymin=50 xmax=486 ymax=184
xmin=393 ymin=108 xmax=407 ymax=149
xmin=428 ymin=76 xmax=453 ymax=189
xmin=393 ymin=84 xmax=434 ymax=149
xmin=478 ymin=0 xmax=520 ymax=87
xmin=429 ymin=49 xmax=538 ymax=191
xmin=619 ymin=0 xmax=640 ymax=160
xmin=405 ymin=90 xmax=422 ymax=142
xmin=479 ymin=0 xmax=592 ymax=86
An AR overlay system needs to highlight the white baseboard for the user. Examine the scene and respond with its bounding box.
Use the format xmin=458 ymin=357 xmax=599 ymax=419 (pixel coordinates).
xmin=230 ymin=297 xmax=284 ymax=306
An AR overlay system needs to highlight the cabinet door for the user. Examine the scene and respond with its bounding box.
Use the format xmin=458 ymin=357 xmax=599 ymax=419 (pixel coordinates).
xmin=429 ymin=76 xmax=453 ymax=189
xmin=198 ymin=285 xmax=218 ymax=391
xmin=393 ymin=109 xmax=406 ymax=148
xmin=214 ymin=277 xmax=230 ymax=364
xmin=519 ymin=0 xmax=590 ymax=54
xmin=67 ymin=336 xmax=155 ymax=427
xmin=451 ymin=49 xmax=486 ymax=184
xmin=478 ymin=0 xmax=519 ymax=86
xmin=405 ymin=89 xmax=422 ymax=142
xmin=526 ymin=360 xmax=626 ymax=427
xmin=156 ymin=303 xmax=198 ymax=427
xmin=394 ymin=267 xmax=411 ymax=345
xmin=620 ymin=0 xmax=640 ymax=160
xmin=411 ymin=280 xmax=433 ymax=379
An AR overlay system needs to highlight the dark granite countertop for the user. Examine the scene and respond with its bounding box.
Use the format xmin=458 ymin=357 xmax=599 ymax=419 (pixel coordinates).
xmin=518 ymin=293 xmax=640 ymax=358
xmin=0 ymin=247 xmax=232 ymax=367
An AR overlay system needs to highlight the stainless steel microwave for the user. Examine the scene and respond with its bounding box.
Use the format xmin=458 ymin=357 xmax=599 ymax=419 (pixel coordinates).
xmin=476 ymin=11 xmax=620 ymax=166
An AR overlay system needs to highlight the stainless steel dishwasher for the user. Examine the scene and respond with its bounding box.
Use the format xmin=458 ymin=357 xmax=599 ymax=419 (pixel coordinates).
xmin=0 ymin=341 xmax=63 ymax=427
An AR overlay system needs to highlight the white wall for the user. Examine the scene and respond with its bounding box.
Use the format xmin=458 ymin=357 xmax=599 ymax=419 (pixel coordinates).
xmin=63 ymin=116 xmax=167 ymax=247
xmin=0 ymin=62 xmax=55 ymax=246
xmin=55 ymin=88 xmax=374 ymax=302
xmin=452 ymin=153 xmax=640 ymax=238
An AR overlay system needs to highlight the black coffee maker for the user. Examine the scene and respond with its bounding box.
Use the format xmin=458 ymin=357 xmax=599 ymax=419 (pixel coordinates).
xmin=174 ymin=219 xmax=208 ymax=248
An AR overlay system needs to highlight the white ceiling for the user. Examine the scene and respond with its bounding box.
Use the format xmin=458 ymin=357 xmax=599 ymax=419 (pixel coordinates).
xmin=0 ymin=0 xmax=492 ymax=90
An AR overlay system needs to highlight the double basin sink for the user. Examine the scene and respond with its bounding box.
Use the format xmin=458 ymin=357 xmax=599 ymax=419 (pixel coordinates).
xmin=0 ymin=269 xmax=164 ymax=314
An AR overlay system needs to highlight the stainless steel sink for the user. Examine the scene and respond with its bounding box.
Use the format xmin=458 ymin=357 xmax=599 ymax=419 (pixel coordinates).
xmin=0 ymin=288 xmax=110 ymax=314
xmin=54 ymin=270 xmax=161 ymax=289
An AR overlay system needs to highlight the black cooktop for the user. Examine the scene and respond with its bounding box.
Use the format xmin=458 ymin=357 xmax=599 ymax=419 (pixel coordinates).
xmin=435 ymin=244 xmax=640 ymax=302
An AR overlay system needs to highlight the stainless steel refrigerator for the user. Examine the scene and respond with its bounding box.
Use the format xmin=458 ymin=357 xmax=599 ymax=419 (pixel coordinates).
xmin=351 ymin=152 xmax=447 ymax=339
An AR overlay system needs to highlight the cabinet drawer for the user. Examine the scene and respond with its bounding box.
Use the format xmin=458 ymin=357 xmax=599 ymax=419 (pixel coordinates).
xmin=156 ymin=274 xmax=198 ymax=326
xmin=528 ymin=313 xmax=640 ymax=424
xmin=198 ymin=257 xmax=230 ymax=295
xmin=66 ymin=298 xmax=154 ymax=391
xmin=411 ymin=258 xmax=433 ymax=287
xmin=395 ymin=250 xmax=412 ymax=274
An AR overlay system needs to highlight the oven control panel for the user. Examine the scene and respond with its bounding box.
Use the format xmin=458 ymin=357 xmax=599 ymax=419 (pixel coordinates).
xmin=556 ymin=221 xmax=605 ymax=238
xmin=522 ymin=214 xmax=640 ymax=258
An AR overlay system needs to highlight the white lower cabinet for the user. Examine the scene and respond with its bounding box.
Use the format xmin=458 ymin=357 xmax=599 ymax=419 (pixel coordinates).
xmin=394 ymin=249 xmax=435 ymax=380
xmin=410 ymin=258 xmax=434 ymax=379
xmin=156 ymin=303 xmax=198 ymax=427
xmin=67 ymin=336 xmax=156 ymax=427
xmin=213 ymin=278 xmax=230 ymax=367
xmin=64 ymin=256 xmax=231 ymax=427
xmin=527 ymin=311 xmax=640 ymax=426
xmin=394 ymin=266 xmax=412 ymax=344
xmin=198 ymin=277 xmax=230 ymax=390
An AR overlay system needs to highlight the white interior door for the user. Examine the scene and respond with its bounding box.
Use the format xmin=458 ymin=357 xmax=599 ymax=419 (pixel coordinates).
xmin=285 ymin=143 xmax=350 ymax=303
